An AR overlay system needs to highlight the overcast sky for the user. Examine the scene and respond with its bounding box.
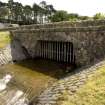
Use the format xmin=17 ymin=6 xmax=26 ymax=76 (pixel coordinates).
xmin=1 ymin=0 xmax=105 ymax=16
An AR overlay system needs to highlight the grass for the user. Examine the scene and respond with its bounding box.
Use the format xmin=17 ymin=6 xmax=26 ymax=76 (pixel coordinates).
xmin=59 ymin=65 xmax=105 ymax=105
xmin=0 ymin=31 xmax=11 ymax=48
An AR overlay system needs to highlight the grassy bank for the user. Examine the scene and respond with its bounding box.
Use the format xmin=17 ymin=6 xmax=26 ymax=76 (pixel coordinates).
xmin=0 ymin=31 xmax=11 ymax=48
xmin=60 ymin=65 xmax=105 ymax=105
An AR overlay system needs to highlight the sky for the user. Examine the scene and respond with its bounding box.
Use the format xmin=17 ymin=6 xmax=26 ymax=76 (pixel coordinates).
xmin=1 ymin=0 xmax=105 ymax=16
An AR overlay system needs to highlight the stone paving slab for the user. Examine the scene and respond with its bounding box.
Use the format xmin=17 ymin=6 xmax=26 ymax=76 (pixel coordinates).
xmin=34 ymin=60 xmax=105 ymax=105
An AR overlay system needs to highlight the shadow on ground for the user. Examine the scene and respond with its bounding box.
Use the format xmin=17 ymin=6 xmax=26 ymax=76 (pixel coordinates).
xmin=16 ymin=59 xmax=67 ymax=79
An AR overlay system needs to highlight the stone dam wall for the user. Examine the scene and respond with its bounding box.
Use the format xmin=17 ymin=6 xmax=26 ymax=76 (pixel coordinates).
xmin=11 ymin=20 xmax=105 ymax=66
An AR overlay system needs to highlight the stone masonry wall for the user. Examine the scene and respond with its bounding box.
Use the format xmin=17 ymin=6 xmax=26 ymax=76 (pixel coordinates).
xmin=11 ymin=21 xmax=105 ymax=66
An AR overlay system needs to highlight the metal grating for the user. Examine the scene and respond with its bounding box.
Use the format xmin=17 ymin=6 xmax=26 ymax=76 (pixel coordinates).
xmin=37 ymin=40 xmax=75 ymax=64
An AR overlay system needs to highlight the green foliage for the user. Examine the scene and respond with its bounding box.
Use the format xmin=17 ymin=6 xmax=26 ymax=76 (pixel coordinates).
xmin=50 ymin=10 xmax=69 ymax=22
xmin=50 ymin=11 xmax=91 ymax=22
xmin=68 ymin=13 xmax=79 ymax=21
xmin=93 ymin=13 xmax=105 ymax=20
xmin=79 ymin=16 xmax=90 ymax=20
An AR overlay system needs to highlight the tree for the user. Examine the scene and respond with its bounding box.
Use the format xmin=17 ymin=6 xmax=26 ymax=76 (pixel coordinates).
xmin=39 ymin=1 xmax=48 ymax=23
xmin=79 ymin=16 xmax=90 ymax=20
xmin=93 ymin=13 xmax=105 ymax=20
xmin=0 ymin=7 xmax=8 ymax=19
xmin=50 ymin=10 xmax=69 ymax=22
xmin=8 ymin=0 xmax=14 ymax=20
xmin=12 ymin=2 xmax=23 ymax=21
xmin=39 ymin=1 xmax=47 ymax=9
xmin=45 ymin=5 xmax=56 ymax=22
xmin=68 ymin=13 xmax=79 ymax=21
xmin=0 ymin=1 xmax=7 ymax=7
xmin=33 ymin=3 xmax=38 ymax=23
xmin=33 ymin=3 xmax=44 ymax=23
xmin=0 ymin=0 xmax=56 ymax=24
xmin=23 ymin=5 xmax=32 ymax=23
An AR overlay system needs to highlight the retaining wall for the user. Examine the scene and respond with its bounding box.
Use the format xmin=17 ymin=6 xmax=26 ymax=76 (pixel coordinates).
xmin=11 ymin=20 xmax=105 ymax=66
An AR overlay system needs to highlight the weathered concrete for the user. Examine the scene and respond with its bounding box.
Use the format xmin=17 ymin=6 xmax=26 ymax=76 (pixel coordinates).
xmin=11 ymin=20 xmax=105 ymax=66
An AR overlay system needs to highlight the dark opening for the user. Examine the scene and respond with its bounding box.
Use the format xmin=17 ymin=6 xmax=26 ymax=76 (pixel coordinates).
xmin=36 ymin=40 xmax=75 ymax=65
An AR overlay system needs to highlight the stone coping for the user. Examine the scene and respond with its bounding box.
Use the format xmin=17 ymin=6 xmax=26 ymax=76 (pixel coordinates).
xmin=12 ymin=25 xmax=105 ymax=33
xmin=20 ymin=19 xmax=105 ymax=28
xmin=0 ymin=19 xmax=105 ymax=32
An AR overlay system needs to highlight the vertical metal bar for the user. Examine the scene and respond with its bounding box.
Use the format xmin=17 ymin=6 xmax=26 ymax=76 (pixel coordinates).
xmin=46 ymin=41 xmax=48 ymax=59
xmin=60 ymin=42 xmax=62 ymax=62
xmin=62 ymin=42 xmax=64 ymax=63
xmin=64 ymin=42 xmax=66 ymax=62
xmin=58 ymin=42 xmax=60 ymax=62
xmin=67 ymin=42 xmax=70 ymax=64
xmin=42 ymin=41 xmax=44 ymax=58
xmin=40 ymin=41 xmax=42 ymax=58
xmin=60 ymin=42 xmax=61 ymax=62
xmin=45 ymin=41 xmax=47 ymax=59
xmin=51 ymin=41 xmax=53 ymax=60
xmin=66 ymin=42 xmax=67 ymax=63
xmin=55 ymin=41 xmax=57 ymax=61
xmin=49 ymin=41 xmax=51 ymax=59
xmin=71 ymin=43 xmax=73 ymax=64
xmin=52 ymin=41 xmax=53 ymax=60
xmin=38 ymin=41 xmax=40 ymax=57
xmin=59 ymin=42 xmax=61 ymax=62
xmin=59 ymin=42 xmax=60 ymax=62
xmin=55 ymin=41 xmax=56 ymax=61
xmin=54 ymin=41 xmax=56 ymax=61
xmin=43 ymin=41 xmax=44 ymax=58
xmin=53 ymin=41 xmax=55 ymax=61
xmin=52 ymin=41 xmax=54 ymax=60
xmin=39 ymin=41 xmax=41 ymax=57
xmin=66 ymin=42 xmax=68 ymax=63
xmin=44 ymin=41 xmax=46 ymax=59
xmin=69 ymin=42 xmax=71 ymax=63
xmin=57 ymin=41 xmax=58 ymax=61
xmin=43 ymin=41 xmax=45 ymax=58
xmin=65 ymin=42 xmax=67 ymax=63
xmin=41 ymin=41 xmax=42 ymax=58
xmin=50 ymin=41 xmax=52 ymax=60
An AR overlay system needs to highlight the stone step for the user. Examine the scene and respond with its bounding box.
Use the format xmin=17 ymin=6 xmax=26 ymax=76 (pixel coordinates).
xmin=0 ymin=49 xmax=11 ymax=65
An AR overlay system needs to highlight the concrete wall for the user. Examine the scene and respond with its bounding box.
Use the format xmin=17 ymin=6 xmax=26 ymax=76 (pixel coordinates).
xmin=11 ymin=20 xmax=105 ymax=66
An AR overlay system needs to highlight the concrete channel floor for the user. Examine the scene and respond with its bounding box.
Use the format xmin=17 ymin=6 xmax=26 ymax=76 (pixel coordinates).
xmin=0 ymin=59 xmax=66 ymax=105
